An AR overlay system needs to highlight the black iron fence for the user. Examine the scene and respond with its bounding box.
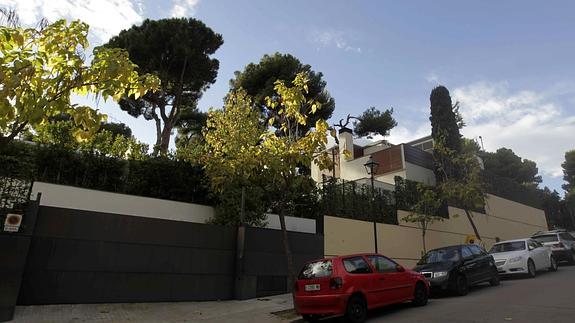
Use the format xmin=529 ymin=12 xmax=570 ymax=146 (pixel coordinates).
xmin=320 ymin=176 xmax=398 ymax=224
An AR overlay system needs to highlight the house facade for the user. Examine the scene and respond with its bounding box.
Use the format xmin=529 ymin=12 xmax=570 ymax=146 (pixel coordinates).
xmin=311 ymin=128 xmax=436 ymax=189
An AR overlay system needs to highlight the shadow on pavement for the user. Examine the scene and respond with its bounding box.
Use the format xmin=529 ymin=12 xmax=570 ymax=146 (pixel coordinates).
xmin=287 ymin=301 xmax=437 ymax=322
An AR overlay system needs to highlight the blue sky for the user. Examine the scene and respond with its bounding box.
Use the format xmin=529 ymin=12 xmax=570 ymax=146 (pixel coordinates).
xmin=3 ymin=0 xmax=575 ymax=194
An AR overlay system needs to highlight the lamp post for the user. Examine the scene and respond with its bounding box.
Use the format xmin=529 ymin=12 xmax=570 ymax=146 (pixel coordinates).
xmin=364 ymin=156 xmax=380 ymax=253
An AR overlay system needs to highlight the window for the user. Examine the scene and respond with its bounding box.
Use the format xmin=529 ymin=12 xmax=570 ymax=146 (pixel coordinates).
xmin=461 ymin=246 xmax=474 ymax=259
xmin=343 ymin=257 xmax=372 ymax=274
xmin=527 ymin=240 xmax=539 ymax=250
xmin=533 ymin=234 xmax=559 ymax=243
xmin=560 ymin=233 xmax=574 ymax=241
xmin=469 ymin=245 xmax=485 ymax=256
xmin=418 ymin=248 xmax=461 ymax=264
xmin=422 ymin=141 xmax=434 ymax=151
xmin=298 ymin=260 xmax=332 ymax=279
xmin=490 ymin=241 xmax=526 ymax=253
xmin=367 ymin=255 xmax=397 ymax=273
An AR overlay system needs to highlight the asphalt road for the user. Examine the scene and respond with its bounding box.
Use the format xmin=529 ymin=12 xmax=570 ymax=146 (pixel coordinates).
xmin=308 ymin=264 xmax=575 ymax=323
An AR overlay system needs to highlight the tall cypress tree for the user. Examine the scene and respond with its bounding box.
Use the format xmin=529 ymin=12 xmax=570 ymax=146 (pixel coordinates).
xmin=430 ymin=86 xmax=462 ymax=181
xmin=430 ymin=86 xmax=462 ymax=153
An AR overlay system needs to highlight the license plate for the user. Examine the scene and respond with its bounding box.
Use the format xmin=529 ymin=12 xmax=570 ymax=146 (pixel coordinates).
xmin=305 ymin=284 xmax=320 ymax=292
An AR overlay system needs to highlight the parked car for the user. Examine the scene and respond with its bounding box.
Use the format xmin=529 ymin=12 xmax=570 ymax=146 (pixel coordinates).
xmin=413 ymin=244 xmax=500 ymax=296
xmin=294 ymin=253 xmax=429 ymax=323
xmin=532 ymin=230 xmax=575 ymax=264
xmin=489 ymin=238 xmax=558 ymax=277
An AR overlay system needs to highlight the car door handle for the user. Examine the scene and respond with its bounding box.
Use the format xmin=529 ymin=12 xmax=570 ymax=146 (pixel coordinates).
xmin=379 ymin=278 xmax=385 ymax=281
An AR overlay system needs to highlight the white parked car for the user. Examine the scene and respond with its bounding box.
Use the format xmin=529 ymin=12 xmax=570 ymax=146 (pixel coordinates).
xmin=489 ymin=238 xmax=558 ymax=278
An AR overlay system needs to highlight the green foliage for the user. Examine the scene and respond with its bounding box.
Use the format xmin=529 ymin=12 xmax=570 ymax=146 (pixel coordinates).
xmin=434 ymin=139 xmax=486 ymax=213
xmin=563 ymin=150 xmax=575 ymax=195
xmin=187 ymin=73 xmax=333 ymax=226
xmin=0 ymin=141 xmax=212 ymax=204
xmin=353 ymin=107 xmax=397 ymax=138
xmin=0 ymin=18 xmax=159 ymax=146
xmin=401 ymin=182 xmax=445 ymax=253
xmin=33 ymin=118 xmax=148 ymax=160
xmin=483 ymin=148 xmax=542 ymax=186
xmin=229 ymin=52 xmax=335 ymax=133
xmin=429 ymin=86 xmax=462 ymax=154
xmin=105 ymin=18 xmax=223 ymax=156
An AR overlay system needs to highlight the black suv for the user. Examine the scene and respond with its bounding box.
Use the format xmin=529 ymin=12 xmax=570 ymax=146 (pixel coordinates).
xmin=413 ymin=244 xmax=500 ymax=296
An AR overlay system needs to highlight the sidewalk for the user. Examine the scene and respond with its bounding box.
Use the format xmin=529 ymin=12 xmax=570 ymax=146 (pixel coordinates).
xmin=12 ymin=294 xmax=297 ymax=323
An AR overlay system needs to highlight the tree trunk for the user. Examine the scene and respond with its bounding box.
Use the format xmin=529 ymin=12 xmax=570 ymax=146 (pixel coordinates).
xmin=464 ymin=209 xmax=482 ymax=241
xmin=422 ymin=228 xmax=427 ymax=254
xmin=152 ymin=115 xmax=162 ymax=156
xmin=278 ymin=204 xmax=295 ymax=298
xmin=159 ymin=123 xmax=173 ymax=156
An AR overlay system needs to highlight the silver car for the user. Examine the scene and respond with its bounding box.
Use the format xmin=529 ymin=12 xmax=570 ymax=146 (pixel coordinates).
xmin=532 ymin=230 xmax=575 ymax=265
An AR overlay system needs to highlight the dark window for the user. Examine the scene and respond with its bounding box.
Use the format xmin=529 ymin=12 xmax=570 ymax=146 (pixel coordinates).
xmin=461 ymin=246 xmax=474 ymax=259
xmin=560 ymin=233 xmax=574 ymax=241
xmin=490 ymin=241 xmax=526 ymax=253
xmin=422 ymin=141 xmax=434 ymax=150
xmin=343 ymin=257 xmax=372 ymax=274
xmin=533 ymin=234 xmax=559 ymax=243
xmin=418 ymin=247 xmax=461 ymax=264
xmin=367 ymin=255 xmax=397 ymax=273
xmin=469 ymin=245 xmax=486 ymax=256
xmin=298 ymin=260 xmax=332 ymax=279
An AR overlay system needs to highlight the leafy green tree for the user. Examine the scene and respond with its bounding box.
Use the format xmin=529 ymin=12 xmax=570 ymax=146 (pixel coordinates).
xmin=229 ymin=52 xmax=335 ymax=133
xmin=196 ymin=73 xmax=332 ymax=291
xmin=0 ymin=18 xmax=159 ymax=147
xmin=563 ymin=150 xmax=575 ymax=196
xmin=402 ymin=184 xmax=444 ymax=254
xmin=483 ymin=148 xmax=542 ymax=187
xmin=175 ymin=110 xmax=208 ymax=152
xmin=100 ymin=122 xmax=132 ymax=139
xmin=434 ymin=138 xmax=487 ymax=240
xmin=34 ymin=118 xmax=148 ymax=160
xmin=429 ymin=86 xmax=486 ymax=240
xmin=105 ymin=18 xmax=223 ymax=156
xmin=351 ymin=107 xmax=397 ymax=138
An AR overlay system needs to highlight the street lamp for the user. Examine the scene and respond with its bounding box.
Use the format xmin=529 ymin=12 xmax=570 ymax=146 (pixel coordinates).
xmin=364 ymin=156 xmax=380 ymax=190
xmin=364 ymin=155 xmax=380 ymax=253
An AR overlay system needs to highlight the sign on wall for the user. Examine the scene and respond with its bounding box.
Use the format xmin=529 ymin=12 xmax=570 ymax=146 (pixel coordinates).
xmin=3 ymin=213 xmax=22 ymax=232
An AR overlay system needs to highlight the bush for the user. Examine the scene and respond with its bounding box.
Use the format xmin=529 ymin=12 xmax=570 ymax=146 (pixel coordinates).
xmin=0 ymin=141 xmax=213 ymax=205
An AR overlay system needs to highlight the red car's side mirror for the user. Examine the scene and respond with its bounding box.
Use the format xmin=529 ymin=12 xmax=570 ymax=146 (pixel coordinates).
xmin=396 ymin=265 xmax=405 ymax=272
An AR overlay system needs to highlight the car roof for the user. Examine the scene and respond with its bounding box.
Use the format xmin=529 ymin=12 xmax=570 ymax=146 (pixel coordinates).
xmin=426 ymin=245 xmax=465 ymax=253
xmin=493 ymin=238 xmax=529 ymax=244
xmin=532 ymin=232 xmax=560 ymax=237
xmin=306 ymin=253 xmax=381 ymax=263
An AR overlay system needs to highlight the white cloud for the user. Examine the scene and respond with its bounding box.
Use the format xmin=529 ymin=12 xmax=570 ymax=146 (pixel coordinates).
xmin=170 ymin=0 xmax=199 ymax=17
xmin=0 ymin=0 xmax=144 ymax=42
xmin=312 ymin=30 xmax=361 ymax=53
xmin=425 ymin=72 xmax=440 ymax=84
xmin=453 ymin=82 xmax=575 ymax=179
xmin=389 ymin=81 xmax=575 ymax=180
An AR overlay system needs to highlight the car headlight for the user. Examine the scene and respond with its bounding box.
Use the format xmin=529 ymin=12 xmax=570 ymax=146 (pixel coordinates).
xmin=433 ymin=271 xmax=448 ymax=279
xmin=509 ymin=256 xmax=523 ymax=263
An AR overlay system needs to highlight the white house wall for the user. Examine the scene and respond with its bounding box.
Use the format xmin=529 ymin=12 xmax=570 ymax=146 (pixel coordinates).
xmin=30 ymin=182 xmax=315 ymax=233
xmin=404 ymin=162 xmax=436 ymax=186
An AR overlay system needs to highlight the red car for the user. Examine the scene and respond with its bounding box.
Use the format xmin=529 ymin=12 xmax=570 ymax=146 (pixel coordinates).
xmin=294 ymin=253 xmax=429 ymax=323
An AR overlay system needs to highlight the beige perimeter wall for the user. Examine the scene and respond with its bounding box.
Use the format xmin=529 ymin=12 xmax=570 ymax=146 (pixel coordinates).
xmin=325 ymin=194 xmax=548 ymax=269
